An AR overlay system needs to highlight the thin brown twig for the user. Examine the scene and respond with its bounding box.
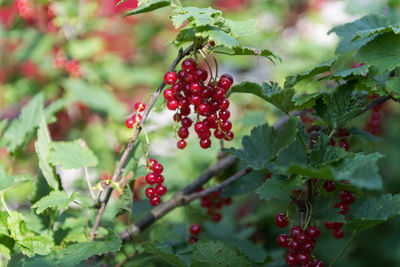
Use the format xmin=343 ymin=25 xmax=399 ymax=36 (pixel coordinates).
xmin=89 ymin=44 xmax=195 ymax=241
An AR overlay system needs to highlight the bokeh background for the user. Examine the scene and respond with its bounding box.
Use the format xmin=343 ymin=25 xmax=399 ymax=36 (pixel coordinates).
xmin=1 ymin=0 xmax=400 ymax=266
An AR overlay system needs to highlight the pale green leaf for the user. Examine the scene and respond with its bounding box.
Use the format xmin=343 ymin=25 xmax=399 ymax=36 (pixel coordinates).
xmin=125 ymin=0 xmax=171 ymax=16
xmin=0 ymin=165 xmax=30 ymax=192
xmin=198 ymin=30 xmax=239 ymax=48
xmin=32 ymin=191 xmax=78 ymax=214
xmin=225 ymin=19 xmax=257 ymax=37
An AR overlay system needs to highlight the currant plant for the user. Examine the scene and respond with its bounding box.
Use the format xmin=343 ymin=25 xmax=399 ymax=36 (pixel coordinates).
xmin=1 ymin=1 xmax=400 ymax=267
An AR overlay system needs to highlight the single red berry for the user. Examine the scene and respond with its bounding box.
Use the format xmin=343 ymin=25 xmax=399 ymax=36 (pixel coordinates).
xmin=134 ymin=102 xmax=146 ymax=112
xmin=296 ymin=253 xmax=310 ymax=264
xmin=212 ymin=88 xmax=226 ymax=101
xmin=220 ymin=120 xmax=232 ymax=132
xmin=155 ymin=184 xmax=167 ymax=196
xmin=306 ymin=226 xmax=320 ymax=239
xmin=171 ymin=83 xmax=181 ymax=93
xmin=219 ymin=110 xmax=231 ymax=121
xmin=194 ymin=122 xmax=207 ymax=134
xmin=177 ymin=139 xmax=187 ymax=149
xmin=131 ymin=113 xmax=142 ymax=124
xmin=302 ymin=240 xmax=314 ymax=252
xmin=334 ymin=228 xmax=344 ymax=239
xmin=173 ymin=113 xmax=182 ymax=122
xmin=145 ymin=187 xmax=155 ymax=198
xmin=286 ymin=254 xmax=297 ymax=266
xmin=181 ymin=117 xmax=192 ymax=128
xmin=153 ymin=163 xmax=164 ymax=174
xmin=330 ymin=138 xmax=336 ymax=146
xmin=197 ymin=103 xmax=210 ymax=116
xmin=311 ymin=259 xmax=324 ymax=267
xmin=190 ymin=223 xmax=202 ymax=235
xmin=190 ymin=82 xmax=202 ymax=94
xmin=188 ymin=236 xmax=198 ymax=244
xmin=324 ymin=181 xmax=336 ymax=192
xmin=220 ymin=74 xmax=234 ymax=84
xmin=125 ymin=117 xmax=135 ymax=129
xmin=275 ymin=213 xmax=289 ymax=228
xmin=339 ymin=190 xmax=354 ymax=205
xmin=150 ymin=195 xmax=161 ymax=206
xmin=332 ymin=222 xmax=344 ymax=229
xmin=163 ymin=89 xmax=174 ymax=100
xmin=296 ymin=233 xmax=310 ymax=243
xmin=178 ymin=69 xmax=186 ymax=81
xmin=324 ymin=221 xmax=333 ymax=230
xmin=147 ymin=158 xmax=157 ymax=169
xmin=184 ymin=73 xmax=195 ymax=83
xmin=201 ymin=86 xmax=213 ymax=98
xmin=146 ymin=173 xmax=157 ymax=185
xmin=155 ymin=174 xmax=164 ymax=184
xmin=276 ymin=234 xmax=289 ymax=247
xmin=180 ymin=106 xmax=191 ymax=116
xmin=167 ymin=99 xmax=179 ymax=110
xmin=214 ymin=130 xmax=224 ymax=139
xmin=289 ymin=240 xmax=301 ymax=251
xmin=339 ymin=139 xmax=350 ymax=151
xmin=338 ymin=129 xmax=350 ymax=137
xmin=290 ymin=226 xmax=303 ymax=239
xmin=223 ymin=131 xmax=234 ymax=141
xmin=190 ymin=94 xmax=202 ymax=105
xmin=210 ymin=100 xmax=220 ymax=112
xmin=164 ymin=71 xmax=177 ymax=85
xmin=221 ymin=99 xmax=230 ymax=110
xmin=178 ymin=127 xmax=189 ymax=139
xmin=179 ymin=98 xmax=190 ymax=108
xmin=200 ymin=138 xmax=211 ymax=149
xmin=194 ymin=68 xmax=208 ymax=81
xmin=182 ymin=58 xmax=197 ymax=72
xmin=217 ymin=78 xmax=232 ymax=91
xmin=212 ymin=212 xmax=222 ymax=222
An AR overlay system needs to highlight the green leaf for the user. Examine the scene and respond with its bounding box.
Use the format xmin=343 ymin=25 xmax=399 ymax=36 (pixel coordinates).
xmin=63 ymin=79 xmax=126 ymax=120
xmin=328 ymin=14 xmax=389 ymax=53
xmin=0 ymin=211 xmax=9 ymax=236
xmin=48 ymin=140 xmax=98 ymax=170
xmin=347 ymin=193 xmax=400 ymax=231
xmin=125 ymin=0 xmax=171 ymax=16
xmin=226 ymin=239 xmax=268 ymax=263
xmin=0 ymin=243 xmax=10 ymax=260
xmin=352 ymin=24 xmax=400 ymax=40
xmin=229 ymin=81 xmax=295 ymax=113
xmin=224 ymin=118 xmax=298 ymax=170
xmin=198 ymin=30 xmax=239 ymax=48
xmin=334 ymin=153 xmax=383 ymax=190
xmin=314 ymin=84 xmax=367 ymax=128
xmin=56 ymin=231 xmax=121 ymax=266
xmin=257 ymin=175 xmax=305 ymax=201
xmin=310 ymin=133 xmax=347 ymax=167
xmin=32 ymin=191 xmax=78 ymax=214
xmin=294 ymin=92 xmax=323 ymax=109
xmin=284 ymin=58 xmax=336 ymax=88
xmin=287 ymin=164 xmax=335 ymax=180
xmin=191 ymin=240 xmax=252 ymax=267
xmin=385 ymin=77 xmax=400 ymax=98
xmin=347 ymin=127 xmax=381 ymax=143
xmin=215 ymin=46 xmax=280 ymax=62
xmin=2 ymin=93 xmax=44 ymax=153
xmin=224 ymin=19 xmax=257 ymax=37
xmin=326 ymin=64 xmax=370 ymax=80
xmin=221 ymin=171 xmax=265 ymax=197
xmin=142 ymin=243 xmax=187 ymax=267
xmin=0 ymin=165 xmax=30 ymax=192
xmin=171 ymin=7 xmax=221 ymax=29
xmin=355 ymin=33 xmax=400 ymax=73
xmin=35 ymin=114 xmax=59 ymax=189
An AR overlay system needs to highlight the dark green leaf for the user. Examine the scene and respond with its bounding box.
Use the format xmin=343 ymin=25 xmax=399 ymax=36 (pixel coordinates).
xmin=385 ymin=77 xmax=400 ymax=98
xmin=257 ymin=175 xmax=305 ymax=201
xmin=226 ymin=239 xmax=268 ymax=263
xmin=352 ymin=24 xmax=400 ymax=40
xmin=125 ymin=0 xmax=171 ymax=16
xmin=224 ymin=118 xmax=298 ymax=170
xmin=326 ymin=64 xmax=370 ymax=80
xmin=310 ymin=133 xmax=347 ymax=167
xmin=287 ymin=164 xmax=335 ymax=180
xmin=142 ymin=243 xmax=187 ymax=267
xmin=221 ymin=171 xmax=265 ymax=197
xmin=215 ymin=46 xmax=280 ymax=62
xmin=347 ymin=127 xmax=381 ymax=143
xmin=294 ymin=92 xmax=323 ymax=109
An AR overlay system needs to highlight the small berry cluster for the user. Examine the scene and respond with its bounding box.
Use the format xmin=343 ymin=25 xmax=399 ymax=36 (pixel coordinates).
xmin=125 ymin=102 xmax=145 ymax=129
xmin=329 ymin=129 xmax=350 ymax=151
xmin=365 ymin=94 xmax=386 ymax=136
xmin=188 ymin=223 xmax=202 ymax=244
xmin=323 ymin=181 xmax=355 ymax=239
xmin=144 ymin=158 xmax=167 ymax=206
xmin=16 ymin=0 xmax=34 ymax=20
xmin=53 ymin=49 xmax=81 ymax=78
xmin=198 ymin=188 xmax=231 ymax=222
xmin=162 ymin=58 xmax=234 ymax=150
xmin=275 ymin=214 xmax=324 ymax=267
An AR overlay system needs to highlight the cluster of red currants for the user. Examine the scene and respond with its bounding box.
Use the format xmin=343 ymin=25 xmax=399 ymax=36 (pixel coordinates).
xmin=125 ymin=102 xmax=145 ymax=129
xmin=329 ymin=129 xmax=350 ymax=151
xmin=53 ymin=49 xmax=81 ymax=78
xmin=323 ymin=181 xmax=355 ymax=239
xmin=365 ymin=94 xmax=385 ymax=136
xmin=16 ymin=0 xmax=33 ymax=20
xmin=144 ymin=158 xmax=167 ymax=206
xmin=198 ymin=188 xmax=231 ymax=222
xmin=275 ymin=213 xmax=324 ymax=267
xmin=188 ymin=223 xmax=202 ymax=244
xmin=162 ymin=58 xmax=234 ymax=150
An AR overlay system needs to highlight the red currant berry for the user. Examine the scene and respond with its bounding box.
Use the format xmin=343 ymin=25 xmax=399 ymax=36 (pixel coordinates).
xmin=145 ymin=187 xmax=155 ymax=198
xmin=286 ymin=254 xmax=297 ymax=266
xmin=339 ymin=139 xmax=350 ymax=151
xmin=182 ymin=58 xmax=197 ymax=72
xmin=220 ymin=74 xmax=233 ymax=84
xmin=200 ymin=138 xmax=211 ymax=149
xmin=173 ymin=113 xmax=182 ymax=122
xmin=190 ymin=94 xmax=201 ymax=105
xmin=333 ymin=228 xmax=344 ymax=239
xmin=332 ymin=222 xmax=344 ymax=229
xmin=184 ymin=73 xmax=195 ymax=83
xmin=214 ymin=130 xmax=224 ymax=139
xmin=177 ymin=139 xmax=187 ymax=149
xmin=163 ymin=89 xmax=174 ymax=100
xmin=219 ymin=110 xmax=231 ymax=121
xmin=275 ymin=213 xmax=288 ymax=228
xmin=194 ymin=122 xmax=207 ymax=134
xmin=210 ymin=100 xmax=221 ymax=112
xmin=302 ymin=240 xmax=314 ymax=252
xmin=324 ymin=181 xmax=336 ymax=192
xmin=181 ymin=117 xmax=192 ymax=127
xmin=289 ymin=240 xmax=301 ymax=251
xmin=178 ymin=127 xmax=189 ymax=139
xmin=220 ymin=120 xmax=232 ymax=132
xmin=155 ymin=174 xmax=164 ymax=184
xmin=194 ymin=68 xmax=208 ymax=81
xmin=339 ymin=190 xmax=354 ymax=205
xmin=147 ymin=158 xmax=157 ymax=169
xmin=188 ymin=236 xmax=198 ymax=244
xmin=276 ymin=234 xmax=289 ymax=247
xmin=212 ymin=212 xmax=222 ymax=222
xmin=201 ymin=86 xmax=213 ymax=98
xmin=223 ymin=131 xmax=234 ymax=141
xmin=180 ymin=106 xmax=191 ymax=116
xmin=155 ymin=184 xmax=167 ymax=196
xmin=197 ymin=103 xmax=210 ymax=116
xmin=178 ymin=69 xmax=186 ymax=81
xmin=179 ymin=98 xmax=190 ymax=108
xmin=190 ymin=223 xmax=202 ymax=236
xmin=125 ymin=117 xmax=135 ymax=129
xmin=150 ymin=195 xmax=161 ymax=206
xmin=146 ymin=173 xmax=157 ymax=185
xmin=153 ymin=163 xmax=164 ymax=174
xmin=190 ymin=82 xmax=202 ymax=94
xmin=306 ymin=226 xmax=320 ymax=239
xmin=164 ymin=71 xmax=177 ymax=85
xmin=296 ymin=253 xmax=310 ymax=264
xmin=296 ymin=233 xmax=310 ymax=243
xmin=290 ymin=226 xmax=303 ymax=239
xmin=217 ymin=78 xmax=232 ymax=91
xmin=311 ymin=260 xmax=324 ymax=267
xmin=221 ymin=99 xmax=230 ymax=110
xmin=212 ymin=88 xmax=226 ymax=101
xmin=167 ymin=99 xmax=179 ymax=110
xmin=324 ymin=221 xmax=333 ymax=230
xmin=134 ymin=102 xmax=146 ymax=112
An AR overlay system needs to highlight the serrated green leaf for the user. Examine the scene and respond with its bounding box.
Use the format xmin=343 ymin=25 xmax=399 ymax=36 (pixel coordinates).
xmin=314 ymin=208 xmax=346 ymax=223
xmin=284 ymin=58 xmax=336 ymax=87
xmin=326 ymin=64 xmax=370 ymax=80
xmin=32 ymin=191 xmax=78 ymax=214
xmin=3 ymin=93 xmax=44 ymax=153
xmin=48 ymin=140 xmax=98 ymax=170
xmin=276 ymin=132 xmax=308 ymax=168
xmin=385 ymin=77 xmax=400 ymax=98
xmin=198 ymin=30 xmax=239 ymax=48
xmin=224 ymin=118 xmax=298 ymax=170
xmin=191 ymin=240 xmax=252 ymax=267
xmin=226 ymin=239 xmax=268 ymax=263
xmin=328 ymin=14 xmax=389 ymax=53
xmin=221 ymin=171 xmax=265 ymax=197
xmin=63 ymin=79 xmax=126 ymax=121
xmin=257 ymin=175 xmax=305 ymax=201
xmin=35 ymin=114 xmax=59 ymax=189
xmin=355 ymin=33 xmax=400 ymax=73
xmin=294 ymin=92 xmax=323 ymax=109
xmin=229 ymin=81 xmax=295 ymax=113
xmin=225 ymin=19 xmax=257 ymax=37
xmin=215 ymin=46 xmax=280 ymax=62
xmin=0 ymin=211 xmax=9 ymax=236
xmin=287 ymin=164 xmax=335 ymax=180
xmin=0 ymin=165 xmax=30 ymax=192
xmin=352 ymin=24 xmax=400 ymax=40
xmin=310 ymin=133 xmax=348 ymax=167
xmin=171 ymin=7 xmax=221 ymax=29
xmin=334 ymin=153 xmax=383 ymax=190
xmin=125 ymin=0 xmax=170 ymax=16
xmin=347 ymin=193 xmax=400 ymax=231
xmin=314 ymin=84 xmax=367 ymax=128
xmin=56 ymin=231 xmax=121 ymax=266
xmin=142 ymin=243 xmax=187 ymax=267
